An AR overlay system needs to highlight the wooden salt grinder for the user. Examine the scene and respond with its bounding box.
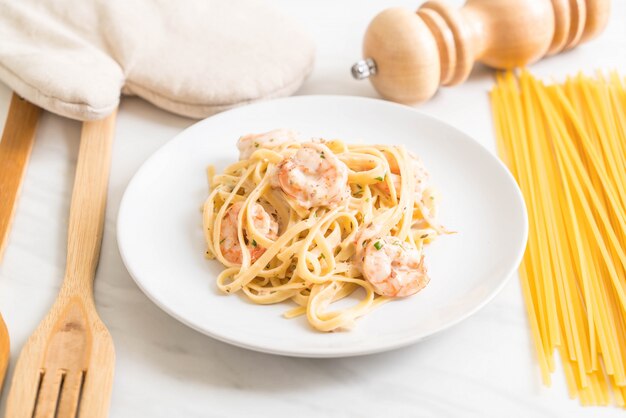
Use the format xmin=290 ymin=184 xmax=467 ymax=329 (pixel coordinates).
xmin=351 ymin=0 xmax=611 ymax=104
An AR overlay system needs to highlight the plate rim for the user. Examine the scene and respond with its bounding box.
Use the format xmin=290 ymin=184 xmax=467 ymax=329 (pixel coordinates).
xmin=117 ymin=94 xmax=529 ymax=358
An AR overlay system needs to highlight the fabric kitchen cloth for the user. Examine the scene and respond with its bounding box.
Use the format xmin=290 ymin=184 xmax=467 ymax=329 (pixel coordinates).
xmin=0 ymin=0 xmax=315 ymax=120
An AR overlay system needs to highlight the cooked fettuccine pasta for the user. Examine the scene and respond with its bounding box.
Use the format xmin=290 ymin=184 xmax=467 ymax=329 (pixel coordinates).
xmin=202 ymin=129 xmax=446 ymax=331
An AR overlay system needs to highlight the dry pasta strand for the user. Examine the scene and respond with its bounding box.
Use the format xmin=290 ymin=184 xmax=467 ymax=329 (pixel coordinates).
xmin=491 ymin=70 xmax=626 ymax=407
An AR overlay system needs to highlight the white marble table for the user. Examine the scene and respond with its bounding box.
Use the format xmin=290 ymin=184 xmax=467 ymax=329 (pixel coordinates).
xmin=1 ymin=1 xmax=625 ymax=416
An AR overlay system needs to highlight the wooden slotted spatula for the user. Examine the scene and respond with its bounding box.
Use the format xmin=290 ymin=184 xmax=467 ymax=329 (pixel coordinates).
xmin=5 ymin=110 xmax=117 ymax=418
xmin=0 ymin=93 xmax=41 ymax=391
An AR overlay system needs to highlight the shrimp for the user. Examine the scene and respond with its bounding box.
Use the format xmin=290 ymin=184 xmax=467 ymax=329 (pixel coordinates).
xmin=220 ymin=201 xmax=279 ymax=264
xmin=362 ymin=236 xmax=430 ymax=297
xmin=237 ymin=129 xmax=298 ymax=160
xmin=275 ymin=142 xmax=349 ymax=209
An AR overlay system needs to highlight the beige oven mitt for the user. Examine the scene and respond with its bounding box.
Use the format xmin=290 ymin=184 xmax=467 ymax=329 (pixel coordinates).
xmin=0 ymin=0 xmax=315 ymax=120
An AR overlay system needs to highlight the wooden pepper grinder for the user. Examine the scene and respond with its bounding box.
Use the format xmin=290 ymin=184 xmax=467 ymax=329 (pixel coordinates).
xmin=351 ymin=0 xmax=611 ymax=104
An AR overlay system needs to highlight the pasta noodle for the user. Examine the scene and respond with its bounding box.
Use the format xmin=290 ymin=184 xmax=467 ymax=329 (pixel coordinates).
xmin=491 ymin=70 xmax=626 ymax=406
xmin=202 ymin=131 xmax=445 ymax=331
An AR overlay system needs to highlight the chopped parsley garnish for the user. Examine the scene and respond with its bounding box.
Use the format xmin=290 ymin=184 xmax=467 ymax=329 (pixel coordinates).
xmin=420 ymin=234 xmax=429 ymax=239
xmin=251 ymin=239 xmax=258 ymax=247
xmin=254 ymin=142 xmax=259 ymax=148
xmin=375 ymin=176 xmax=384 ymax=181
xmin=219 ymin=238 xmax=226 ymax=244
xmin=320 ymin=253 xmax=325 ymax=259
xmin=320 ymin=152 xmax=326 ymax=159
xmin=374 ymin=241 xmax=383 ymax=250
xmin=362 ymin=240 xmax=368 ymax=248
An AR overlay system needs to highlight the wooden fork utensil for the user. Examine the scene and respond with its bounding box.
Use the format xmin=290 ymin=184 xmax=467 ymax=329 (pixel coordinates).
xmin=5 ymin=110 xmax=117 ymax=418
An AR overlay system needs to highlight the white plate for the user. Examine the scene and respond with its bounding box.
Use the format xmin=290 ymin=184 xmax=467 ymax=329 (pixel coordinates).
xmin=117 ymin=96 xmax=527 ymax=358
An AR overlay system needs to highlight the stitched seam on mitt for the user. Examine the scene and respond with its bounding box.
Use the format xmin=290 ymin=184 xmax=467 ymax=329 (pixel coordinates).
xmin=1 ymin=52 xmax=313 ymax=115
xmin=124 ymin=54 xmax=315 ymax=108
xmin=0 ymin=62 xmax=120 ymax=111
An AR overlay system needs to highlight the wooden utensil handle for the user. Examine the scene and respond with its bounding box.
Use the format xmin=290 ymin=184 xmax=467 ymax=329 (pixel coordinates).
xmin=0 ymin=313 xmax=9 ymax=391
xmin=0 ymin=93 xmax=41 ymax=262
xmin=64 ymin=110 xmax=117 ymax=294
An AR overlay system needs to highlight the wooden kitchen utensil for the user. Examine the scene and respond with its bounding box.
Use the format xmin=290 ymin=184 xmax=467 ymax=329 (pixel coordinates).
xmin=0 ymin=93 xmax=41 ymax=262
xmin=0 ymin=314 xmax=8 ymax=391
xmin=5 ymin=111 xmax=116 ymax=418
xmin=351 ymin=0 xmax=611 ymax=104
xmin=0 ymin=93 xmax=41 ymax=393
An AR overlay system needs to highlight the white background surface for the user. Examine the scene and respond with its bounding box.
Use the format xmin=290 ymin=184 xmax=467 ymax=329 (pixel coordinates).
xmin=1 ymin=0 xmax=625 ymax=416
